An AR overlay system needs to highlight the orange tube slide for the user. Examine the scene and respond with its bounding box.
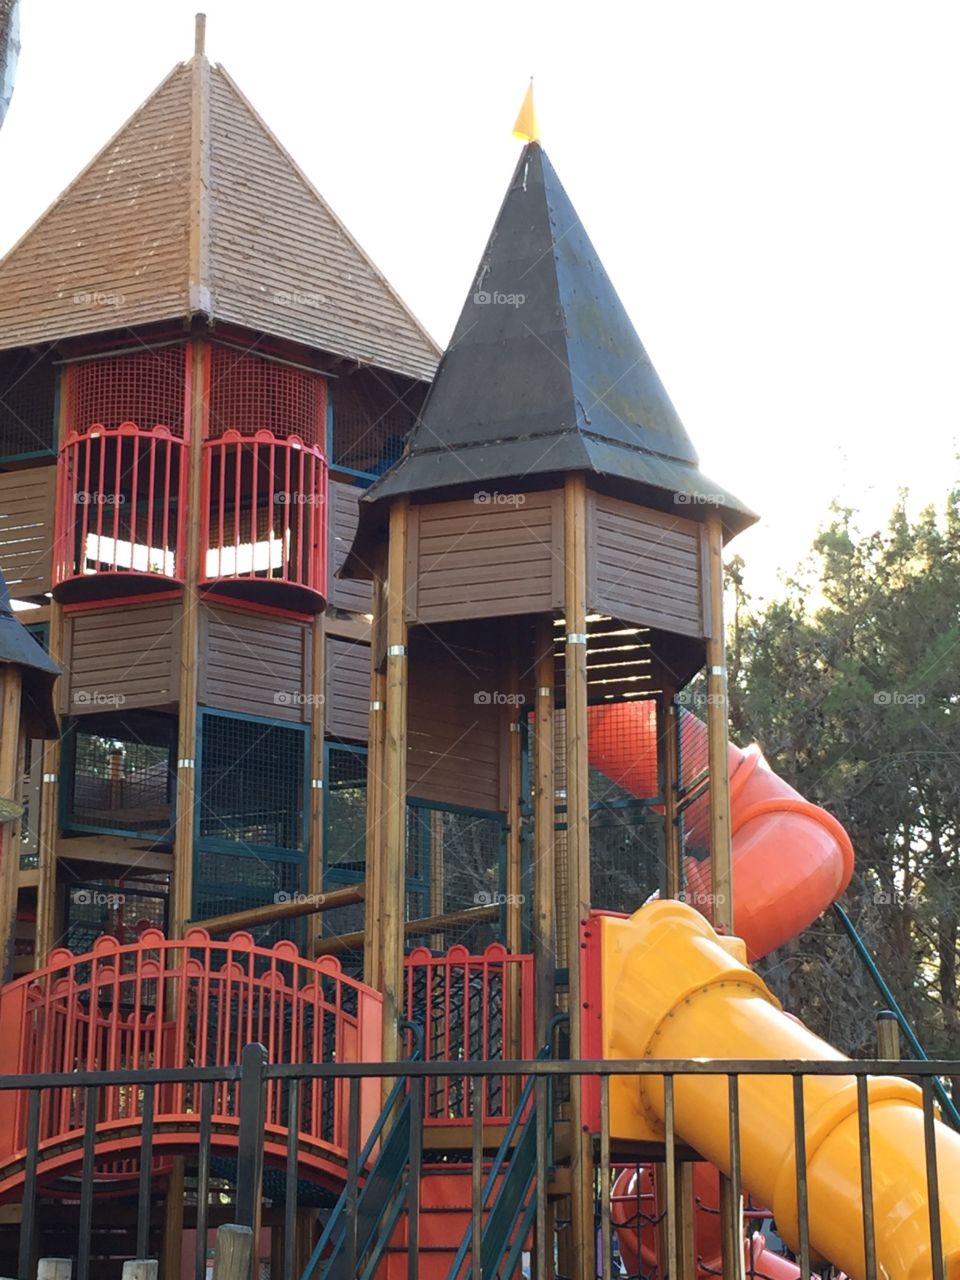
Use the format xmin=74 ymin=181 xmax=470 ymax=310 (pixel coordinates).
xmin=601 ymin=901 xmax=960 ymax=1279
xmin=586 ymin=702 xmax=854 ymax=959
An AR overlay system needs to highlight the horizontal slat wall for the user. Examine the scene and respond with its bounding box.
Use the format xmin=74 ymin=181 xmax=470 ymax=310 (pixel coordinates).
xmin=407 ymin=491 xmax=563 ymax=624
xmin=0 ymin=466 xmax=56 ymax=599
xmin=588 ymin=492 xmax=706 ymax=638
xmin=407 ymin=626 xmax=505 ymax=811
xmin=61 ymin=599 xmax=182 ymax=713
xmin=199 ymin=603 xmax=311 ymax=723
xmin=329 ymin=480 xmax=373 ymax=613
xmin=324 ymin=637 xmax=370 ymax=742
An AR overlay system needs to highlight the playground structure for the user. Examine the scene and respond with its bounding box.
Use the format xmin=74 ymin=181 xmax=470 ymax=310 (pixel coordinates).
xmin=0 ymin=17 xmax=956 ymax=1279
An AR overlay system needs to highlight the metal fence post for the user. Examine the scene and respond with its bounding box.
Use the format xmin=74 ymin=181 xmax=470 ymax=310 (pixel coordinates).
xmin=235 ymin=1044 xmax=268 ymax=1238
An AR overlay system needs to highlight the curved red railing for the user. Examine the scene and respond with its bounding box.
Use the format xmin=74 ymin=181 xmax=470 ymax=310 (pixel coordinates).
xmin=54 ymin=423 xmax=187 ymax=593
xmin=200 ymin=429 xmax=327 ymax=608
xmin=0 ymin=929 xmax=382 ymax=1195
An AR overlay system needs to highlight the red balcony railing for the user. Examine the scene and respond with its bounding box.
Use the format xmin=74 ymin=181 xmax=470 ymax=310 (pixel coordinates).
xmin=53 ymin=350 xmax=190 ymax=600
xmin=201 ymin=347 xmax=328 ymax=609
xmin=200 ymin=429 xmax=327 ymax=609
xmin=0 ymin=929 xmax=382 ymax=1193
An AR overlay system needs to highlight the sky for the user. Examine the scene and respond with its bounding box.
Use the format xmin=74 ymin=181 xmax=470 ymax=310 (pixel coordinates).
xmin=1 ymin=0 xmax=958 ymax=604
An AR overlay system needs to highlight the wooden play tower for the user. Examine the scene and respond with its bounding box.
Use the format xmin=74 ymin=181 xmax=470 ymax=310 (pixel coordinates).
xmin=2 ymin=19 xmax=952 ymax=1280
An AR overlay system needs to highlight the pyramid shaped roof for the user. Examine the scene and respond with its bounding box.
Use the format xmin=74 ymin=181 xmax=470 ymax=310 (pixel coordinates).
xmin=354 ymin=142 xmax=754 ymax=541
xmin=0 ymin=51 xmax=438 ymax=381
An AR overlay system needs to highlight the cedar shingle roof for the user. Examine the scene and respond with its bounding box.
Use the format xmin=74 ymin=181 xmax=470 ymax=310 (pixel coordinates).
xmin=0 ymin=53 xmax=439 ymax=381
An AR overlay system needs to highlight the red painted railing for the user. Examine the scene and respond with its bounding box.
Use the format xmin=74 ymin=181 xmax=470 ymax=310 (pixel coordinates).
xmin=54 ymin=424 xmax=187 ymax=592
xmin=404 ymin=944 xmax=535 ymax=1124
xmin=0 ymin=929 xmax=382 ymax=1193
xmin=200 ymin=430 xmax=327 ymax=608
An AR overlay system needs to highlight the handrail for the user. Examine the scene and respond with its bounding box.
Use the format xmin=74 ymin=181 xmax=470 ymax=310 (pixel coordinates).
xmin=834 ymin=903 xmax=960 ymax=1130
xmin=445 ymin=1017 xmax=566 ymax=1280
xmin=304 ymin=1021 xmax=422 ymax=1280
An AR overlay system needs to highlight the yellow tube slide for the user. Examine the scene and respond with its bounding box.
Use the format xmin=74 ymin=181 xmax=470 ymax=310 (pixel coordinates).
xmin=600 ymin=900 xmax=960 ymax=1279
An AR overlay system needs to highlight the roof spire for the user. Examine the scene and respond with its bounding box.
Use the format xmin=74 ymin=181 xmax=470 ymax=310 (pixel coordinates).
xmin=512 ymin=79 xmax=538 ymax=144
xmin=194 ymin=12 xmax=206 ymax=57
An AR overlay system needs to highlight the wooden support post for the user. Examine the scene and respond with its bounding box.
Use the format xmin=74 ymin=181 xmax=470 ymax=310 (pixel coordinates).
xmin=504 ymin=631 xmax=523 ymax=1077
xmin=562 ymin=474 xmax=593 ymax=1270
xmin=705 ymin=513 xmax=733 ymax=933
xmin=676 ymin=1161 xmax=697 ymax=1280
xmin=661 ymin=686 xmax=681 ymax=901
xmin=307 ymin=613 xmax=325 ymax=958
xmin=37 ymin=1262 xmax=72 ymax=1280
xmin=161 ymin=1158 xmax=186 ymax=1280
xmin=211 ymin=1225 xmax=252 ymax=1280
xmin=705 ymin=513 xmax=742 ymax=1279
xmin=379 ymin=500 xmax=409 ymax=1064
xmin=877 ymin=1011 xmax=901 ymax=1060
xmin=36 ymin=366 xmax=70 ymax=967
xmin=122 ymin=1263 xmax=159 ymax=1280
xmin=363 ymin=572 xmax=386 ymax=988
xmin=171 ymin=339 xmax=208 ymax=939
xmin=532 ymin=615 xmax=557 ymax=1051
xmin=0 ymin=666 xmax=23 ymax=982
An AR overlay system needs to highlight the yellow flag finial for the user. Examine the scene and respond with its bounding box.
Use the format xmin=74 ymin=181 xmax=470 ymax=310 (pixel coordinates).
xmin=512 ymin=80 xmax=539 ymax=144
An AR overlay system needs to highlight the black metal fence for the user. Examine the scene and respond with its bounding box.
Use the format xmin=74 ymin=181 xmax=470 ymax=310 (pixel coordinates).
xmin=1 ymin=1051 xmax=957 ymax=1280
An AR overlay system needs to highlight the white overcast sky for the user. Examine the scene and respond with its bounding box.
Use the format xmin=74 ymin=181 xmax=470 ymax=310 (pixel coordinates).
xmin=2 ymin=0 xmax=958 ymax=603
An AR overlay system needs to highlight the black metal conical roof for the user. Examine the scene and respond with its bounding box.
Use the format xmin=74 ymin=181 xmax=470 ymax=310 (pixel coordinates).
xmin=346 ymin=140 xmax=754 ymax=576
xmin=0 ymin=569 xmax=60 ymax=739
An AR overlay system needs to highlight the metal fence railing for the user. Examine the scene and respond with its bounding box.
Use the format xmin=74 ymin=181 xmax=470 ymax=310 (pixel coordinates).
xmin=0 ymin=1050 xmax=955 ymax=1280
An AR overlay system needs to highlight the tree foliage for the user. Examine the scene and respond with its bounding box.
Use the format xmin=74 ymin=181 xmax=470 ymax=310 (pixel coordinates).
xmin=728 ymin=492 xmax=960 ymax=1062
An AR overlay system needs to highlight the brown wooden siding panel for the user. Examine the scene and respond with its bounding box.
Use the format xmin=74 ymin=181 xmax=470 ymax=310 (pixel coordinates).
xmin=408 ymin=492 xmax=562 ymax=624
xmin=407 ymin=627 xmax=504 ymax=811
xmin=329 ymin=481 xmax=373 ymax=613
xmin=61 ymin=600 xmax=181 ymax=713
xmin=588 ymin=493 xmax=704 ymax=637
xmin=199 ymin=604 xmax=311 ymax=723
xmin=324 ymin=638 xmax=370 ymax=743
xmin=0 ymin=467 xmax=56 ymax=599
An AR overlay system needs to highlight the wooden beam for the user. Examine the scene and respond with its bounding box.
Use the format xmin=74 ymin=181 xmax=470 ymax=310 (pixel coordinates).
xmin=36 ymin=364 xmax=69 ymax=966
xmin=171 ymin=339 xmax=208 ymax=939
xmin=161 ymin=1158 xmax=186 ymax=1280
xmin=0 ymin=665 xmax=23 ymax=982
xmin=533 ymin=614 xmax=557 ymax=1051
xmin=316 ymin=904 xmax=498 ymax=956
xmin=562 ymin=474 xmax=593 ymax=1268
xmin=380 ymin=500 xmax=409 ymax=1064
xmin=307 ymin=612 xmax=325 ymax=958
xmin=195 ymin=882 xmax=365 ymax=936
xmin=362 ymin=572 xmax=386 ymax=987
xmin=323 ymin=613 xmax=372 ymax=643
xmin=704 ymin=513 xmax=733 ymax=934
xmin=56 ymin=835 xmax=173 ymax=871
xmin=661 ymin=687 xmax=682 ymax=900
